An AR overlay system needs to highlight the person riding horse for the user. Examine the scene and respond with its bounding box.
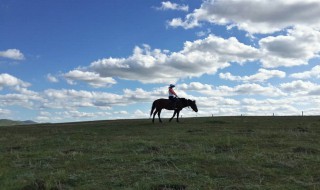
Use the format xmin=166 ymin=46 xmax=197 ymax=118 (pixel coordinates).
xmin=168 ymin=84 xmax=178 ymax=109
xmin=150 ymin=83 xmax=198 ymax=123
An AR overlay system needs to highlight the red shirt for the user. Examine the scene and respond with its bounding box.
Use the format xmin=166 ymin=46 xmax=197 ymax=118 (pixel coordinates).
xmin=168 ymin=88 xmax=177 ymax=96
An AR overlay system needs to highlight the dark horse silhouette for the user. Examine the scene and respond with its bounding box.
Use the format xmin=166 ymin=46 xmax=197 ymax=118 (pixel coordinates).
xmin=150 ymin=98 xmax=198 ymax=123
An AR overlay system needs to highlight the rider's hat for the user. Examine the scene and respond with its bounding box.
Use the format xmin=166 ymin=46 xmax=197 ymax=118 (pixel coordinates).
xmin=169 ymin=84 xmax=175 ymax=88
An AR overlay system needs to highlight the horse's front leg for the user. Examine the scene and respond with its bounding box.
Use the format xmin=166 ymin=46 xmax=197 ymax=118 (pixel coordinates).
xmin=176 ymin=110 xmax=181 ymax=122
xmin=169 ymin=110 xmax=176 ymax=122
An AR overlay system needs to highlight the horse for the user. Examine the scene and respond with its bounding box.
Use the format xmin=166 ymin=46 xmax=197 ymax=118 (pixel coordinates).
xmin=150 ymin=98 xmax=198 ymax=123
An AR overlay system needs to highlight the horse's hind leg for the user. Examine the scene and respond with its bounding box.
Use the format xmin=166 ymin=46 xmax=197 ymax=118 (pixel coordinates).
xmin=152 ymin=110 xmax=158 ymax=123
xmin=157 ymin=109 xmax=162 ymax=123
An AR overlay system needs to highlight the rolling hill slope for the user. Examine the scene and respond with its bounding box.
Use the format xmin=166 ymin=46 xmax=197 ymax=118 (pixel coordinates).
xmin=0 ymin=119 xmax=37 ymax=126
xmin=0 ymin=116 xmax=319 ymax=189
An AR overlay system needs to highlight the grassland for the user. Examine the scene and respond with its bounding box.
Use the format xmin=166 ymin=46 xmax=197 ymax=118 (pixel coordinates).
xmin=0 ymin=116 xmax=320 ymax=189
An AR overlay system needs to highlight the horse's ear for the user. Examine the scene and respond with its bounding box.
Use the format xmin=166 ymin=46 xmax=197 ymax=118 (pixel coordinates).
xmin=193 ymin=100 xmax=196 ymax=103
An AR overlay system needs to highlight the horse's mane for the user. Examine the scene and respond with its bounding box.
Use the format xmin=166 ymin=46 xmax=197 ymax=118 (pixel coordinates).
xmin=178 ymin=97 xmax=188 ymax=104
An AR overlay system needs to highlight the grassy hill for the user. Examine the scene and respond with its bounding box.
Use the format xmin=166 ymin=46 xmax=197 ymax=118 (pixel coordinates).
xmin=0 ymin=116 xmax=320 ymax=189
xmin=0 ymin=119 xmax=37 ymax=127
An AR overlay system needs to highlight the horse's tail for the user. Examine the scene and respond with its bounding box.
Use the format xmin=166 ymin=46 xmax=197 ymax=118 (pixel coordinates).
xmin=150 ymin=101 xmax=156 ymax=117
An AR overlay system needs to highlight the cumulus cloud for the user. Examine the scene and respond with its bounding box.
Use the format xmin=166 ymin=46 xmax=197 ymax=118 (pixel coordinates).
xmin=0 ymin=73 xmax=30 ymax=90
xmin=13 ymin=81 xmax=315 ymax=120
xmin=231 ymin=83 xmax=285 ymax=97
xmin=156 ymin=1 xmax=188 ymax=12
xmin=0 ymin=49 xmax=25 ymax=60
xmin=88 ymin=35 xmax=259 ymax=84
xmin=290 ymin=65 xmax=320 ymax=79
xmin=64 ymin=70 xmax=116 ymax=88
xmin=0 ymin=92 xmax=42 ymax=109
xmin=165 ymin=1 xmax=320 ymax=69
xmin=280 ymin=80 xmax=318 ymax=94
xmin=0 ymin=108 xmax=11 ymax=115
xmin=180 ymin=82 xmax=213 ymax=91
xmin=171 ymin=81 xmax=320 ymax=116
xmin=66 ymin=25 xmax=320 ymax=88
xmin=47 ymin=74 xmax=59 ymax=83
xmin=242 ymin=103 xmax=299 ymax=116
xmin=77 ymin=26 xmax=319 ymax=88
xmin=2 ymin=79 xmax=320 ymax=121
xmin=43 ymin=89 xmax=123 ymax=109
xmin=178 ymin=82 xmax=285 ymax=97
xmin=259 ymin=26 xmax=320 ymax=68
xmin=219 ymin=68 xmax=286 ymax=82
xmin=196 ymin=29 xmax=212 ymax=37
xmin=168 ymin=0 xmax=320 ymax=34
xmin=41 ymin=87 xmax=165 ymax=111
xmin=309 ymin=87 xmax=320 ymax=95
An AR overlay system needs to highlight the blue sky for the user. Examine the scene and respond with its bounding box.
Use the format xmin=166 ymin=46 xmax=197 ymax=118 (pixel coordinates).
xmin=1 ymin=0 xmax=320 ymax=122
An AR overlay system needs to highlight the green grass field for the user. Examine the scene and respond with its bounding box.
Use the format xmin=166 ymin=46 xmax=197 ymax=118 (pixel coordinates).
xmin=1 ymin=116 xmax=320 ymax=189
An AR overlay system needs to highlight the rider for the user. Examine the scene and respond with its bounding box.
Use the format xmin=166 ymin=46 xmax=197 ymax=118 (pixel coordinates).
xmin=168 ymin=84 xmax=178 ymax=109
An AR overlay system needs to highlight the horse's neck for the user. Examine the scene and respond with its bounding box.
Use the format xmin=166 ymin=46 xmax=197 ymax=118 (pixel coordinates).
xmin=178 ymin=99 xmax=188 ymax=108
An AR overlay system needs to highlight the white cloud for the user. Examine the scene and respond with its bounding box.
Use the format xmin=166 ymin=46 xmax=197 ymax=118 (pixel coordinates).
xmin=36 ymin=110 xmax=111 ymax=122
xmin=75 ymin=26 xmax=319 ymax=89
xmin=241 ymin=97 xmax=304 ymax=115
xmin=62 ymin=111 xmax=95 ymax=118
xmin=0 ymin=73 xmax=30 ymax=90
xmin=114 ymin=110 xmax=128 ymax=115
xmin=219 ymin=68 xmax=286 ymax=82
xmin=232 ymin=83 xmax=285 ymax=97
xmin=178 ymin=80 xmax=319 ymax=116
xmin=242 ymin=104 xmax=299 ymax=116
xmin=290 ymin=65 xmax=320 ymax=79
xmin=178 ymin=81 xmax=286 ymax=97
xmin=64 ymin=70 xmax=116 ymax=88
xmin=180 ymin=82 xmax=213 ymax=91
xmin=168 ymin=0 xmax=320 ymax=34
xmin=55 ymin=110 xmax=112 ymax=121
xmin=88 ymin=35 xmax=259 ymax=84
xmin=0 ymin=92 xmax=42 ymax=109
xmin=43 ymin=89 xmax=123 ymax=109
xmin=156 ymin=1 xmax=188 ymax=12
xmin=166 ymin=2 xmax=320 ymax=69
xmin=36 ymin=116 xmax=51 ymax=122
xmin=123 ymin=88 xmax=159 ymax=102
xmin=280 ymin=80 xmax=317 ymax=93
xmin=0 ymin=108 xmax=11 ymax=115
xmin=47 ymin=74 xmax=59 ymax=83
xmin=259 ymin=26 xmax=320 ymax=68
xmin=309 ymin=87 xmax=320 ymax=95
xmin=196 ymin=29 xmax=212 ymax=37
xmin=2 ymin=79 xmax=320 ymax=122
xmin=0 ymin=49 xmax=25 ymax=60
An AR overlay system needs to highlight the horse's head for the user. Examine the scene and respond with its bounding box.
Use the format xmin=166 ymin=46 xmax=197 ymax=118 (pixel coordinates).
xmin=188 ymin=99 xmax=198 ymax=112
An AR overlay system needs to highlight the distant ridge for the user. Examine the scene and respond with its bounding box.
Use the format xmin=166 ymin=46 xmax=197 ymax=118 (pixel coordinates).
xmin=0 ymin=119 xmax=37 ymax=126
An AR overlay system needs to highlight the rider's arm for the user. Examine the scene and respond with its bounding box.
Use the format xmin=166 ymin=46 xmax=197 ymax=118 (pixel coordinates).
xmin=169 ymin=88 xmax=177 ymax=96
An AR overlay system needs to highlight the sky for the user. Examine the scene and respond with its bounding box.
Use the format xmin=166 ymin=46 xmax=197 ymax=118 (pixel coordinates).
xmin=1 ymin=0 xmax=320 ymax=123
